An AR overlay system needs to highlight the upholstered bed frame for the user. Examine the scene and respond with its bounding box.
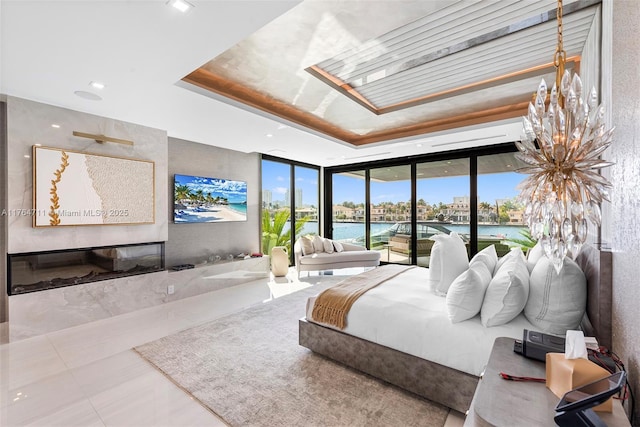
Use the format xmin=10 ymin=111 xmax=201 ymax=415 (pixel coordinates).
xmin=298 ymin=244 xmax=613 ymax=414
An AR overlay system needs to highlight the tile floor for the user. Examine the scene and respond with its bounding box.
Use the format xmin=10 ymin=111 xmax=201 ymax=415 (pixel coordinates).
xmin=0 ymin=268 xmax=465 ymax=426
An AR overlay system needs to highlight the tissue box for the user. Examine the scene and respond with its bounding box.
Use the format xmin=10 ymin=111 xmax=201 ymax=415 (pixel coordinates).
xmin=546 ymin=353 xmax=612 ymax=412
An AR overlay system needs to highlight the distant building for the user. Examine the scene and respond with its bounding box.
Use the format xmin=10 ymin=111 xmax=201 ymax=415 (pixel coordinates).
xmin=262 ymin=189 xmax=272 ymax=208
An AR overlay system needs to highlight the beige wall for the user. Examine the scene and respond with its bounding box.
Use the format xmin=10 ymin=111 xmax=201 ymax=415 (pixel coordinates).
xmin=165 ymin=137 xmax=261 ymax=267
xmin=608 ymin=1 xmax=640 ymax=424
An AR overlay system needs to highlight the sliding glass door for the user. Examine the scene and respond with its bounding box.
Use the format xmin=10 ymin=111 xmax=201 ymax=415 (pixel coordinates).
xmin=477 ymin=152 xmax=528 ymax=257
xmin=325 ymin=144 xmax=522 ymax=266
xmin=370 ymin=165 xmax=411 ymax=264
xmin=261 ymin=157 xmax=319 ymax=261
xmin=416 ymin=159 xmax=470 ymax=267
xmin=331 ymin=171 xmax=366 ymax=246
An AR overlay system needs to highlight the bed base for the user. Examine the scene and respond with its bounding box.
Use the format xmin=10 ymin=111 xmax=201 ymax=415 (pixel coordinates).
xmin=299 ymin=318 xmax=478 ymax=414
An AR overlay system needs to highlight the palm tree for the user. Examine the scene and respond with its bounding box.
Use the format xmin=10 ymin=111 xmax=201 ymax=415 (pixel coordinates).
xmin=175 ymin=185 xmax=192 ymax=205
xmin=505 ymin=228 xmax=537 ymax=250
xmin=261 ymin=210 xmax=310 ymax=255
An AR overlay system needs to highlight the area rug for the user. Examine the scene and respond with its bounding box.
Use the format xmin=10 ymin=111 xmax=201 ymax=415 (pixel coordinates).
xmin=134 ymin=279 xmax=449 ymax=427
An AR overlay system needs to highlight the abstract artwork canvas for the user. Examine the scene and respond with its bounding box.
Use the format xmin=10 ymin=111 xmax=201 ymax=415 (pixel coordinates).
xmin=33 ymin=146 xmax=155 ymax=227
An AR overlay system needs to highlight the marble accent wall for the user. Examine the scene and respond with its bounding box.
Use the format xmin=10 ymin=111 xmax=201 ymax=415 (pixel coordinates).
xmin=166 ymin=137 xmax=261 ymax=267
xmin=6 ymin=96 xmax=168 ymax=253
xmin=166 ymin=256 xmax=269 ymax=301
xmin=607 ymin=1 xmax=640 ymax=424
xmin=8 ymin=271 xmax=169 ymax=341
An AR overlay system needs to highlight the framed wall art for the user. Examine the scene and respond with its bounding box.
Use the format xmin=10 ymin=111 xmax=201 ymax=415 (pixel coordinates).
xmin=33 ymin=146 xmax=155 ymax=227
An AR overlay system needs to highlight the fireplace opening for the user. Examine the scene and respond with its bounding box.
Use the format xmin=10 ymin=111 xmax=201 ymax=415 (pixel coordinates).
xmin=7 ymin=242 xmax=165 ymax=295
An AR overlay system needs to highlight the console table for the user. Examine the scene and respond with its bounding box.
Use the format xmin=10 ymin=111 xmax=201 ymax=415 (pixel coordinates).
xmin=464 ymin=337 xmax=630 ymax=426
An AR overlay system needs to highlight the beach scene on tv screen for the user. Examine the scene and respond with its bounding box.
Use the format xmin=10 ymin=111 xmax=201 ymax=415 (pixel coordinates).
xmin=174 ymin=174 xmax=247 ymax=223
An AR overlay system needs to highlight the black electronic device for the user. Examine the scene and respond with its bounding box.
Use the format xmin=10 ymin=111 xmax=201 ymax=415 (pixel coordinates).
xmin=513 ymin=329 xmax=565 ymax=361
xmin=554 ymin=371 xmax=626 ymax=427
xmin=514 ymin=330 xmax=618 ymax=372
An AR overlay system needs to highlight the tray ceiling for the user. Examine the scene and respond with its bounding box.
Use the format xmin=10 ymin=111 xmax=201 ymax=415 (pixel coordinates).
xmin=181 ymin=0 xmax=600 ymax=146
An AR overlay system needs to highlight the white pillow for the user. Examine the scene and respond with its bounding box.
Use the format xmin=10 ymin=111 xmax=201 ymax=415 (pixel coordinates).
xmin=481 ymin=254 xmax=530 ymax=327
xmin=494 ymin=247 xmax=525 ymax=275
xmin=300 ymin=237 xmax=314 ymax=256
xmin=525 ymin=256 xmax=587 ymax=335
xmin=312 ymin=235 xmax=325 ymax=253
xmin=322 ymin=238 xmax=335 ymax=254
xmin=428 ymin=232 xmax=469 ymax=296
xmin=526 ymin=242 xmax=544 ymax=273
xmin=446 ymin=263 xmax=492 ymax=323
xmin=469 ymin=245 xmax=498 ymax=274
xmin=333 ymin=241 xmax=344 ymax=253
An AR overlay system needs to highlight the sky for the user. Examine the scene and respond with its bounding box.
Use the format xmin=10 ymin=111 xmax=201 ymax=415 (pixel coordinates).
xmin=262 ymin=160 xmax=525 ymax=207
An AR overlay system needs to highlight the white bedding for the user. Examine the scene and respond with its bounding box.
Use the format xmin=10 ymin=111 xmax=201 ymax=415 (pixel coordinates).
xmin=306 ymin=267 xmax=536 ymax=376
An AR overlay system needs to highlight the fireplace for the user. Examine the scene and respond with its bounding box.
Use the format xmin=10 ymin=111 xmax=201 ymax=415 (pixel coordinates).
xmin=7 ymin=242 xmax=165 ymax=295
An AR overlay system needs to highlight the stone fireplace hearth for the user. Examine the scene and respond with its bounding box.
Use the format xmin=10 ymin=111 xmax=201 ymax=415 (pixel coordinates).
xmin=8 ymin=242 xmax=165 ymax=295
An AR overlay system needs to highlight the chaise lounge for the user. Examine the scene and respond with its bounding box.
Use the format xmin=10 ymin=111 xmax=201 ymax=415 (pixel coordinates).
xmin=294 ymin=236 xmax=380 ymax=276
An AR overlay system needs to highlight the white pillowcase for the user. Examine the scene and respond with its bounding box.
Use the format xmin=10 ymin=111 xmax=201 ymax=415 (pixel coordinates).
xmin=333 ymin=241 xmax=344 ymax=253
xmin=300 ymin=237 xmax=314 ymax=256
xmin=446 ymin=262 xmax=492 ymax=323
xmin=322 ymin=238 xmax=335 ymax=254
xmin=428 ymin=232 xmax=469 ymax=296
xmin=481 ymin=254 xmax=530 ymax=327
xmin=525 ymin=256 xmax=587 ymax=335
xmin=469 ymin=244 xmax=498 ymax=274
xmin=526 ymin=242 xmax=544 ymax=273
xmin=494 ymin=247 xmax=525 ymax=275
xmin=312 ymin=235 xmax=325 ymax=253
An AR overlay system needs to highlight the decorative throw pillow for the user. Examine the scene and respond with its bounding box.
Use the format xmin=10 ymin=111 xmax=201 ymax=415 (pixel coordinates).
xmin=300 ymin=236 xmax=314 ymax=256
xmin=323 ymin=238 xmax=335 ymax=254
xmin=446 ymin=262 xmax=492 ymax=323
xmin=428 ymin=232 xmax=469 ymax=296
xmin=481 ymin=254 xmax=530 ymax=327
xmin=494 ymin=247 xmax=525 ymax=275
xmin=333 ymin=241 xmax=344 ymax=253
xmin=525 ymin=256 xmax=587 ymax=335
xmin=469 ymin=244 xmax=498 ymax=275
xmin=312 ymin=235 xmax=325 ymax=253
xmin=526 ymin=242 xmax=544 ymax=274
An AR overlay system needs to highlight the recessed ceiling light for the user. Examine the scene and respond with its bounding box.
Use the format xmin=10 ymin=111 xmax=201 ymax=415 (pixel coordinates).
xmin=266 ymin=134 xmax=273 ymax=138
xmin=51 ymin=124 xmax=60 ymax=128
xmin=168 ymin=0 xmax=193 ymax=12
xmin=89 ymin=81 xmax=105 ymax=90
xmin=74 ymin=91 xmax=102 ymax=101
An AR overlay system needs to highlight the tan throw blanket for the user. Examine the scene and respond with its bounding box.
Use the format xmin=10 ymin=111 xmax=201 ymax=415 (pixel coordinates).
xmin=311 ymin=265 xmax=415 ymax=330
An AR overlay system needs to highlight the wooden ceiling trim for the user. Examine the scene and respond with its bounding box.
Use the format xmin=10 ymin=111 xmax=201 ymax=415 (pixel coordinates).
xmin=306 ymin=65 xmax=380 ymax=114
xmin=184 ymin=68 xmax=539 ymax=147
xmin=351 ymin=101 xmax=531 ymax=146
xmin=182 ymin=68 xmax=360 ymax=143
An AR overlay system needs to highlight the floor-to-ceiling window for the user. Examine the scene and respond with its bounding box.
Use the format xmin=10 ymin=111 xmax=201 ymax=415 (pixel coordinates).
xmin=416 ymin=158 xmax=470 ymax=267
xmin=324 ymin=143 xmax=522 ymax=265
xmin=261 ymin=156 xmax=319 ymax=262
xmin=331 ymin=170 xmax=366 ymax=247
xmin=370 ymin=165 xmax=412 ymax=264
xmin=477 ymin=152 xmax=528 ymax=256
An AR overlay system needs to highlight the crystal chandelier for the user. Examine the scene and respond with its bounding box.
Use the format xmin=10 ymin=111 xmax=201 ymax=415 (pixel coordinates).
xmin=515 ymin=0 xmax=614 ymax=272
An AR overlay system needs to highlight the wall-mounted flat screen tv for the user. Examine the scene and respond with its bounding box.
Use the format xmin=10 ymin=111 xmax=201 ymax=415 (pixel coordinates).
xmin=174 ymin=174 xmax=247 ymax=223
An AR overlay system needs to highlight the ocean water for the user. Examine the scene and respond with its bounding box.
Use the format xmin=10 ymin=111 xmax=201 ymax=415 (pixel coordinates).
xmin=229 ymin=203 xmax=247 ymax=214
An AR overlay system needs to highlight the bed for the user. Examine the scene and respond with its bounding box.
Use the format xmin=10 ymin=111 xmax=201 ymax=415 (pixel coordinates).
xmin=298 ymin=244 xmax=612 ymax=414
